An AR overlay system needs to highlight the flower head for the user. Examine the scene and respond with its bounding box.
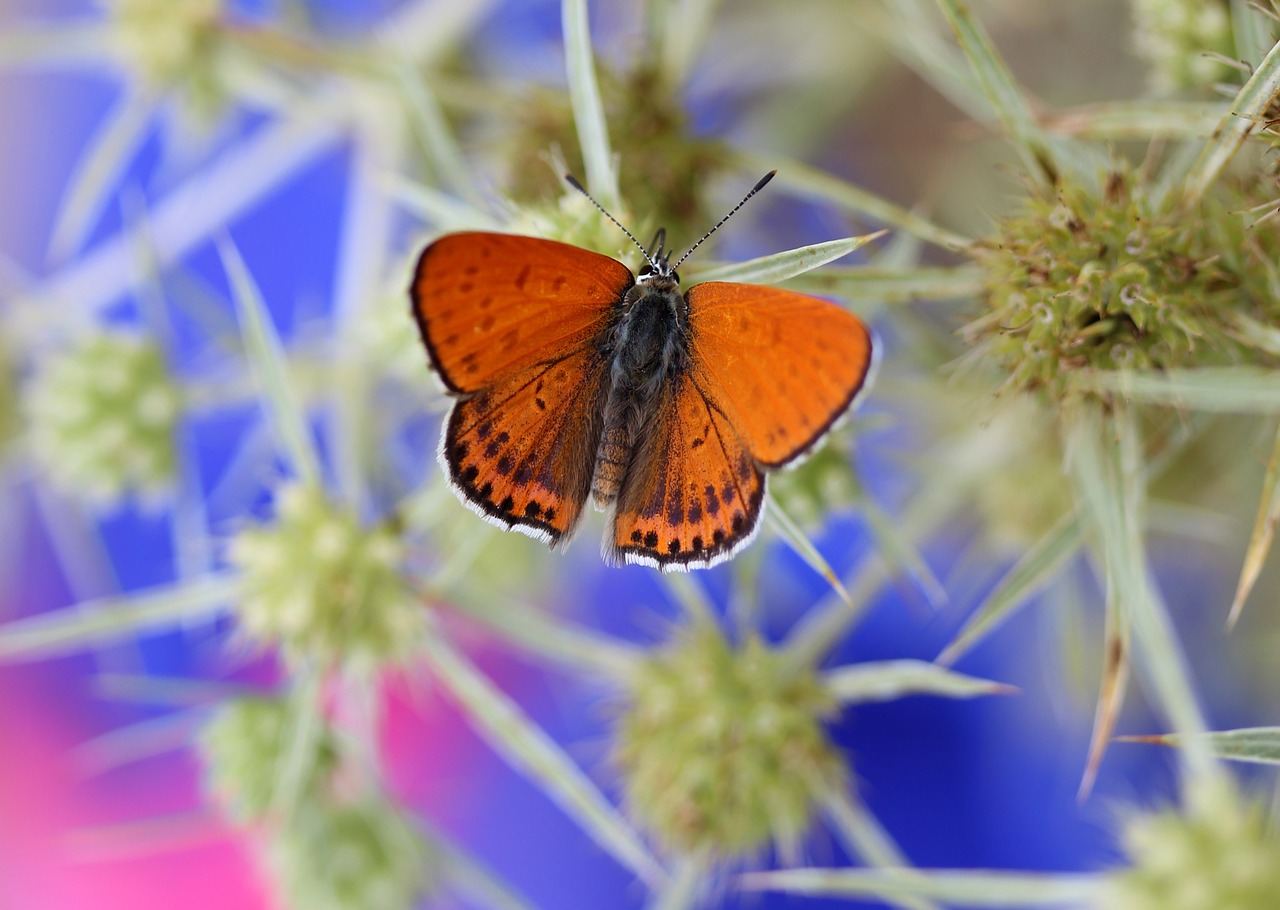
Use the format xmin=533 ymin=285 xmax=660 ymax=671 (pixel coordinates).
xmin=24 ymin=331 xmax=180 ymax=504
xmin=1103 ymin=790 xmax=1280 ymax=910
xmin=614 ymin=626 xmax=843 ymax=859
xmin=228 ymin=484 xmax=420 ymax=668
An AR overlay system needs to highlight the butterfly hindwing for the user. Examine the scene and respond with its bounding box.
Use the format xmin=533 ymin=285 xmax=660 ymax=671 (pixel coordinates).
xmin=610 ymin=371 xmax=765 ymax=570
xmin=685 ymin=281 xmax=874 ymax=467
xmin=411 ymin=232 xmax=634 ymax=393
xmin=443 ymin=344 xmax=609 ymax=543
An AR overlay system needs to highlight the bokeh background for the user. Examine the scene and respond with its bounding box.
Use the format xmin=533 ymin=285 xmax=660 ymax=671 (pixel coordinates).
xmin=1 ymin=0 xmax=1274 ymax=908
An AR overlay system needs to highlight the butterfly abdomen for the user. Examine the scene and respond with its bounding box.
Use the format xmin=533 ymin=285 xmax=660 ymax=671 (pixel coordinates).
xmin=591 ymin=280 xmax=688 ymax=508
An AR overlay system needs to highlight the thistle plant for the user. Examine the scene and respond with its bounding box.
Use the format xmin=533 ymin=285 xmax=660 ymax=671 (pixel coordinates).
xmin=6 ymin=1 xmax=1280 ymax=909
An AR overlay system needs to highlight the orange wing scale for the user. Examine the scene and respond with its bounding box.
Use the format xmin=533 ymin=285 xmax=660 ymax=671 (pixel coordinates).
xmin=410 ymin=232 xmax=633 ymax=393
xmin=611 ymin=372 xmax=765 ymax=570
xmin=685 ymin=282 xmax=874 ymax=467
xmin=442 ymin=345 xmax=608 ymax=543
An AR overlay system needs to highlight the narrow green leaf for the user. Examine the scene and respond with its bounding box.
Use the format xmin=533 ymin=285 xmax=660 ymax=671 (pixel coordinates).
xmin=1044 ymin=100 xmax=1223 ymax=139
xmin=271 ymin=669 xmax=326 ymax=821
xmin=382 ymin=176 xmax=501 ymax=230
xmin=820 ymin=791 xmax=940 ymax=910
xmin=219 ymin=238 xmax=322 ymax=485
xmin=858 ymin=490 xmax=947 ymax=610
xmin=73 ymin=710 xmax=204 ymax=776
xmin=1229 ymin=422 xmax=1280 ymax=626
xmin=1123 ymin=727 xmax=1280 ymax=766
xmin=1076 ymin=367 xmax=1280 ymax=412
xmin=937 ymin=514 xmax=1082 ymax=667
xmin=1183 ymin=36 xmax=1280 ymax=203
xmin=661 ymin=573 xmax=719 ymax=628
xmin=434 ymin=582 xmax=643 ymax=679
xmin=48 ymin=88 xmax=157 ymax=261
xmin=562 ymin=0 xmax=619 ymax=209
xmin=824 ymin=659 xmax=1014 ymax=705
xmin=648 ymin=856 xmax=709 ymax=910
xmin=1233 ymin=0 xmax=1275 ymax=67
xmin=1067 ymin=404 xmax=1220 ymax=791
xmin=735 ymin=152 xmax=971 ymax=251
xmin=934 ymin=0 xmax=1054 ymax=183
xmin=739 ymin=868 xmax=1102 ymax=906
xmin=421 ymin=627 xmax=667 ymax=888
xmin=652 ymin=0 xmax=720 ymax=88
xmin=767 ymin=503 xmax=854 ymax=607
xmin=880 ymin=0 xmax=992 ymax=125
xmin=687 ymin=233 xmax=886 ymax=285
xmin=1063 ymin=404 xmax=1138 ymax=797
xmin=389 ymin=61 xmax=480 ymax=204
xmin=785 ymin=265 xmax=985 ymax=303
xmin=0 ymin=574 xmax=238 ymax=661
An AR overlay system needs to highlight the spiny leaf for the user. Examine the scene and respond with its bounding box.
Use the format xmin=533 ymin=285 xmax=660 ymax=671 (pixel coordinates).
xmin=1183 ymin=34 xmax=1280 ymax=203
xmin=688 ymin=233 xmax=886 ymax=285
xmin=820 ymin=791 xmax=941 ymax=910
xmin=736 ymin=151 xmax=971 ymax=251
xmin=562 ymin=0 xmax=618 ymax=209
xmin=1076 ymin=367 xmax=1280 ymax=412
xmin=767 ymin=502 xmax=853 ymax=607
xmin=1229 ymin=422 xmax=1280 ymax=627
xmin=421 ymin=625 xmax=667 ymax=888
xmin=220 ymin=237 xmax=322 ymax=485
xmin=785 ymin=264 xmax=985 ymax=303
xmin=933 ymin=0 xmax=1055 ymax=184
xmin=938 ymin=514 xmax=1082 ymax=667
xmin=0 ymin=573 xmax=238 ymax=660
xmin=739 ymin=867 xmax=1102 ymax=906
xmin=824 ymin=660 xmax=1015 ymax=704
xmin=1120 ymin=727 xmax=1280 ymax=766
xmin=48 ymin=88 xmax=158 ymax=261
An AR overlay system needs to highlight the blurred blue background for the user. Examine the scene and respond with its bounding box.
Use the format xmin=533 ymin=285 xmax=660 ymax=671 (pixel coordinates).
xmin=1 ymin=0 xmax=1263 ymax=908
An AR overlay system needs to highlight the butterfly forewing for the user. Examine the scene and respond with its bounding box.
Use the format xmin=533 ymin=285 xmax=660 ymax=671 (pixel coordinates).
xmin=411 ymin=232 xmax=633 ymax=392
xmin=611 ymin=372 xmax=765 ymax=570
xmin=685 ymin=281 xmax=874 ymax=467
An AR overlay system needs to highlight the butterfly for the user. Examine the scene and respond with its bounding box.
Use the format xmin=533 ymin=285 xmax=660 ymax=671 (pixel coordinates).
xmin=409 ymin=171 xmax=876 ymax=571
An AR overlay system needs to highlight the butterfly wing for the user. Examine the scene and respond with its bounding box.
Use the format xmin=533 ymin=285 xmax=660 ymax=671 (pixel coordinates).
xmin=441 ymin=342 xmax=609 ymax=544
xmin=410 ymin=232 xmax=634 ymax=393
xmin=413 ymin=232 xmax=634 ymax=543
xmin=610 ymin=371 xmax=765 ymax=570
xmin=684 ymin=281 xmax=874 ymax=467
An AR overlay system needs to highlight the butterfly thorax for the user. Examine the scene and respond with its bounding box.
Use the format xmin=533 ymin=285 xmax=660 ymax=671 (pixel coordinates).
xmin=591 ymin=275 xmax=690 ymax=508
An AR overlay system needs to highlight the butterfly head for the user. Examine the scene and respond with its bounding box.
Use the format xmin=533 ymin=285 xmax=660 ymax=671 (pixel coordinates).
xmin=637 ymin=227 xmax=679 ymax=286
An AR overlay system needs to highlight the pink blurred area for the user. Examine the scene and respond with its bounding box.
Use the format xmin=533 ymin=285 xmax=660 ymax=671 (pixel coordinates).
xmin=0 ymin=655 xmax=268 ymax=910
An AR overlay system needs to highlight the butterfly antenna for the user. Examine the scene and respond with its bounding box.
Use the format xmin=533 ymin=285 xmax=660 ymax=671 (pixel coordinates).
xmin=563 ymin=174 xmax=658 ymax=269
xmin=672 ymin=170 xmax=777 ymax=269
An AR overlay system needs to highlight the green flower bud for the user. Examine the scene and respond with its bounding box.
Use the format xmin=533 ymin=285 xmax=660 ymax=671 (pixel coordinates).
xmin=105 ymin=0 xmax=230 ymax=116
xmin=24 ymin=331 xmax=180 ymax=504
xmin=614 ymin=626 xmax=843 ymax=859
xmin=971 ymin=170 xmax=1268 ymax=402
xmin=1103 ymin=791 xmax=1280 ymax=910
xmin=269 ymin=800 xmax=435 ymax=910
xmin=228 ymin=485 xmax=421 ymax=668
xmin=1132 ymin=0 xmax=1235 ymax=93
xmin=199 ymin=697 xmax=340 ymax=824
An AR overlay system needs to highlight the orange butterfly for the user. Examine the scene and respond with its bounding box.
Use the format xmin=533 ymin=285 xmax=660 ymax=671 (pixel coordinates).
xmin=409 ymin=172 xmax=875 ymax=571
